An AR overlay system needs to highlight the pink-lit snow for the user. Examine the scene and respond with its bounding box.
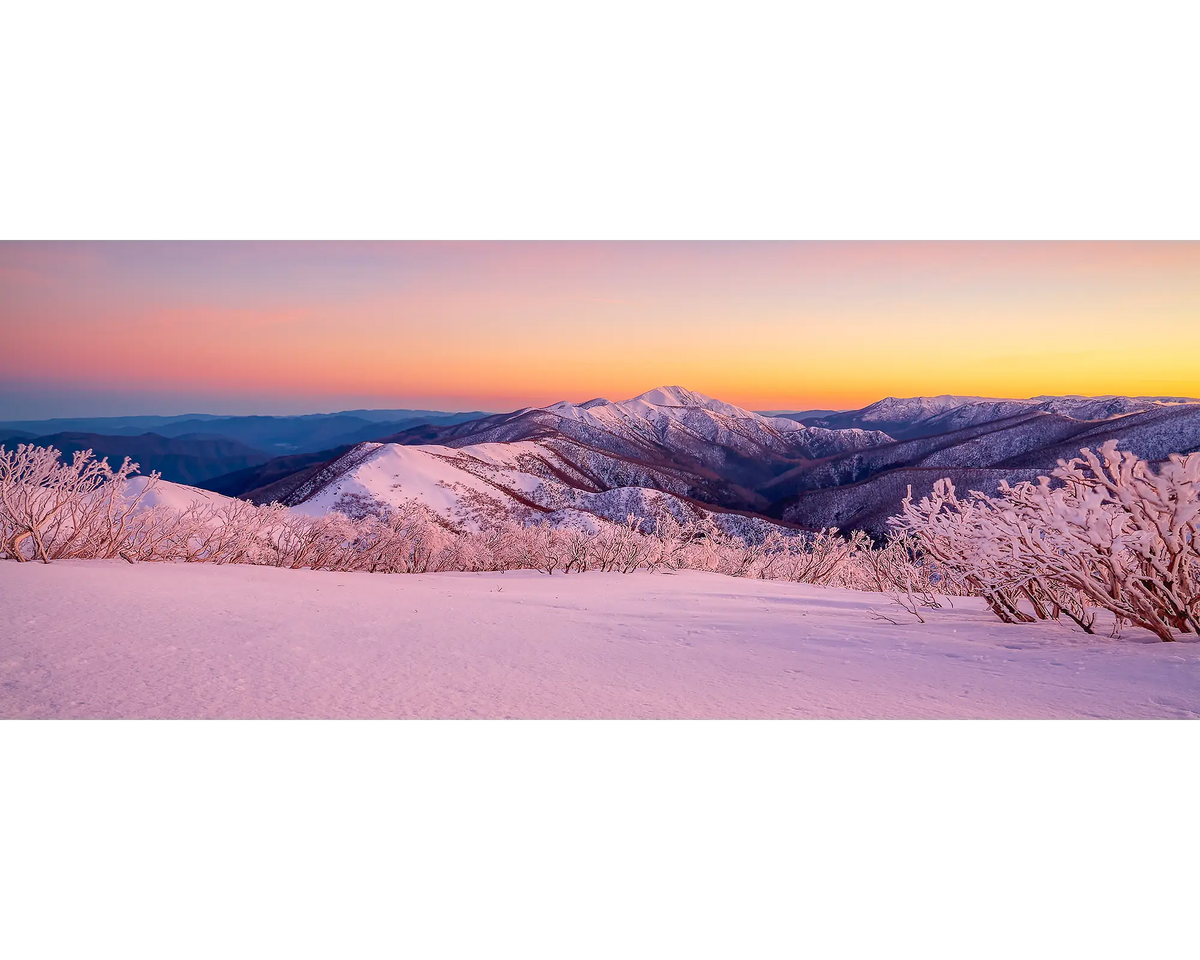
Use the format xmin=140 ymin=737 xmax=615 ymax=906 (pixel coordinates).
xmin=2 ymin=560 xmax=1196 ymax=719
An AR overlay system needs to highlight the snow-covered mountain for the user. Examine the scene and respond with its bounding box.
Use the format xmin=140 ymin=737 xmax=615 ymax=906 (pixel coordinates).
xmin=262 ymin=387 xmax=892 ymax=534
xmin=1034 ymin=395 xmax=1167 ymax=419
xmin=853 ymin=395 xmax=1001 ymax=425
xmin=123 ymin=474 xmax=238 ymax=511
xmin=119 ymin=467 xmax=770 ymax=544
xmin=894 ymin=399 xmax=1035 ymax=434
xmin=773 ymin=398 xmax=1200 ymax=535
xmin=807 ymin=394 xmax=1200 ymax=439
xmin=191 ymin=386 xmax=1200 ymax=539
xmin=281 ymin=439 xmax=788 ymax=539
xmin=914 ymin=396 xmax=1178 ymax=436
xmin=374 ymin=386 xmax=891 ymax=490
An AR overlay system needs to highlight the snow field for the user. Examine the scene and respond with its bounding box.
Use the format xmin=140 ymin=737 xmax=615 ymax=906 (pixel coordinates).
xmin=2 ymin=560 xmax=1196 ymax=719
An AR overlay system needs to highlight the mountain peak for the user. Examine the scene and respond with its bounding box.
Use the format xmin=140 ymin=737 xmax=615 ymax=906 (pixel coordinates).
xmin=632 ymin=385 xmax=715 ymax=407
xmin=626 ymin=385 xmax=777 ymax=422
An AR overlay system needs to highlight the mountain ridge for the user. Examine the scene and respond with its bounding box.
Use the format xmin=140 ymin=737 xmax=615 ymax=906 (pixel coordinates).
xmin=271 ymin=386 xmax=1200 ymax=537
xmin=18 ymin=386 xmax=1198 ymax=539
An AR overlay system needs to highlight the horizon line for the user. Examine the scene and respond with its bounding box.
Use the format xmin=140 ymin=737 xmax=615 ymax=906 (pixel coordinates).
xmin=5 ymin=385 xmax=1200 ymax=424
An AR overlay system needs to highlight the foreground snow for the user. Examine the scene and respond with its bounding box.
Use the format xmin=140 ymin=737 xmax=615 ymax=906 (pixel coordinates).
xmin=2 ymin=561 xmax=1197 ymax=718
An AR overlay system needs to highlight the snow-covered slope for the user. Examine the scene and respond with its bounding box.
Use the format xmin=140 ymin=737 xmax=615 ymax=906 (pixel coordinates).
xmin=855 ymin=395 xmax=1001 ymax=425
xmin=5 ymin=560 xmax=1197 ymax=719
xmin=802 ymin=395 xmax=1012 ymax=437
xmin=810 ymin=394 xmax=1200 ymax=440
xmin=123 ymin=475 xmax=237 ymax=511
xmin=916 ymin=396 xmax=1173 ymax=435
xmin=1035 ymin=395 xmax=1163 ymax=420
xmin=624 ymin=385 xmax=769 ymax=420
xmin=288 ymin=441 xmax=565 ymax=527
xmin=285 ymin=437 xmax=786 ymax=538
xmin=914 ymin=400 xmax=1045 ymax=434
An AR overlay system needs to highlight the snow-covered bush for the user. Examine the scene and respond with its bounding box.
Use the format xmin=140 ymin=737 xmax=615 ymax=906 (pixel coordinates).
xmin=890 ymin=440 xmax=1200 ymax=641
xmin=0 ymin=444 xmax=155 ymax=562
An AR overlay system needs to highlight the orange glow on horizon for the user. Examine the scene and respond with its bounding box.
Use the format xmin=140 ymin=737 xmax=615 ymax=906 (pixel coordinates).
xmin=2 ymin=242 xmax=1199 ymax=417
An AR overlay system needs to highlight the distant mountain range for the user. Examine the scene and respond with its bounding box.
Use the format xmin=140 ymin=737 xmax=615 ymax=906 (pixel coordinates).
xmin=0 ymin=431 xmax=272 ymax=486
xmin=791 ymin=393 xmax=1200 ymax=439
xmin=0 ymin=409 xmax=490 ymax=484
xmin=7 ymin=389 xmax=1199 ymax=536
xmin=761 ymin=408 xmax=842 ymax=421
xmin=0 ymin=409 xmax=490 ymax=450
xmin=768 ymin=394 xmax=1200 ymax=534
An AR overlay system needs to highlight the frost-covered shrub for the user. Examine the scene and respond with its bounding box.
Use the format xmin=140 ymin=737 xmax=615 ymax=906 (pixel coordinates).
xmin=0 ymin=444 xmax=152 ymax=562
xmin=890 ymin=440 xmax=1200 ymax=641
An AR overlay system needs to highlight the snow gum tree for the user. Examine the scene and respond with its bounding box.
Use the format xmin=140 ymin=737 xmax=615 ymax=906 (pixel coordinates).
xmin=0 ymin=444 xmax=154 ymax=562
xmin=891 ymin=440 xmax=1200 ymax=641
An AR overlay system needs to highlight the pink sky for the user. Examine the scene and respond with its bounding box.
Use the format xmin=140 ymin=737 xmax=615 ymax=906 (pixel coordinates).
xmin=2 ymin=241 xmax=1198 ymax=418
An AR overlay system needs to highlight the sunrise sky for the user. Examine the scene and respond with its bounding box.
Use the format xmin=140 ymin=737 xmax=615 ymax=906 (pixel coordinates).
xmin=2 ymin=241 xmax=1198 ymax=419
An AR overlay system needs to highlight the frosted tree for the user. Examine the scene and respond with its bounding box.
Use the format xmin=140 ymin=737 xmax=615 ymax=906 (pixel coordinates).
xmin=891 ymin=479 xmax=1047 ymax=624
xmin=0 ymin=444 xmax=157 ymax=562
xmin=1036 ymin=442 xmax=1199 ymax=639
xmin=890 ymin=441 xmax=1199 ymax=641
